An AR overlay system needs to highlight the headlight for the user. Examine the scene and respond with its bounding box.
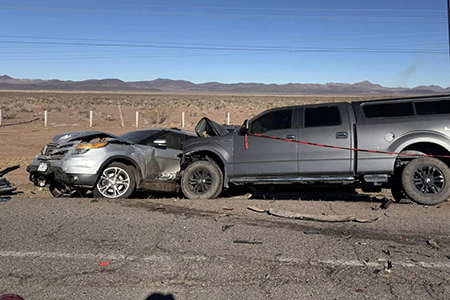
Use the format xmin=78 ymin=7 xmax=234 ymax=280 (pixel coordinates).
xmin=73 ymin=142 xmax=108 ymax=154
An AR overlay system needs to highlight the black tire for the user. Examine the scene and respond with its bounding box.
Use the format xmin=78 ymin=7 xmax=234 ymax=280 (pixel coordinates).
xmin=49 ymin=183 xmax=66 ymax=198
xmin=93 ymin=162 xmax=136 ymax=199
xmin=181 ymin=160 xmax=223 ymax=199
xmin=401 ymin=157 xmax=450 ymax=205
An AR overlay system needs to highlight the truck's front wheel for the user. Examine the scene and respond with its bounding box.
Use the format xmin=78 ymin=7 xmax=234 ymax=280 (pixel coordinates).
xmin=402 ymin=157 xmax=450 ymax=205
xmin=181 ymin=160 xmax=223 ymax=199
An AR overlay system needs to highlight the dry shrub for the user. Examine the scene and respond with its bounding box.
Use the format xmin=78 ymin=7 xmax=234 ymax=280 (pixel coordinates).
xmin=145 ymin=107 xmax=169 ymax=124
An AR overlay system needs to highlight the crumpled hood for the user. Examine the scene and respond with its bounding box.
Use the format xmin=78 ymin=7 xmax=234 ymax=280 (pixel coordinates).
xmin=195 ymin=117 xmax=230 ymax=137
xmin=52 ymin=131 xmax=131 ymax=145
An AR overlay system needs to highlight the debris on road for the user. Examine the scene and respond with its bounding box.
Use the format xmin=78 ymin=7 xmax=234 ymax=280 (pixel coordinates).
xmin=247 ymin=206 xmax=268 ymax=213
xmin=267 ymin=208 xmax=379 ymax=223
xmin=380 ymin=198 xmax=392 ymax=210
xmin=222 ymin=224 xmax=234 ymax=232
xmin=0 ymin=178 xmax=16 ymax=195
xmin=99 ymin=259 xmax=113 ymax=267
xmin=427 ymin=239 xmax=440 ymax=249
xmin=233 ymin=240 xmax=263 ymax=245
xmin=0 ymin=197 xmax=11 ymax=203
xmin=248 ymin=206 xmax=379 ymax=223
xmin=304 ymin=230 xmax=321 ymax=235
xmin=382 ymin=249 xmax=391 ymax=256
xmin=155 ymin=205 xmax=166 ymax=210
xmin=223 ymin=207 xmax=234 ymax=211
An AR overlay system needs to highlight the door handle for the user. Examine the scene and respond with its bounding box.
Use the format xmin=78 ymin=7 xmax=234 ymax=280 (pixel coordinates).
xmin=285 ymin=135 xmax=296 ymax=140
xmin=336 ymin=131 xmax=348 ymax=139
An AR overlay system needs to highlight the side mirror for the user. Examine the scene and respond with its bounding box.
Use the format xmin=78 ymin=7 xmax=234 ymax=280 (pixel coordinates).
xmin=240 ymin=119 xmax=249 ymax=135
xmin=153 ymin=139 xmax=167 ymax=148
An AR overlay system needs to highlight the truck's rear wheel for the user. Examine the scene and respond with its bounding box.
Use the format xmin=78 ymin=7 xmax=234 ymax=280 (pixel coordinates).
xmin=401 ymin=157 xmax=450 ymax=205
xmin=181 ymin=160 xmax=223 ymax=199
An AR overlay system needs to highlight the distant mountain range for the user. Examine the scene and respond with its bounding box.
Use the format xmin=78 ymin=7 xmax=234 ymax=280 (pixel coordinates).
xmin=1 ymin=75 xmax=449 ymax=95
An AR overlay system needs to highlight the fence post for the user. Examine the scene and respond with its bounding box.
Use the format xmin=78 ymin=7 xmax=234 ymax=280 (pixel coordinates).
xmin=118 ymin=103 xmax=124 ymax=127
xmin=90 ymin=110 xmax=93 ymax=127
xmin=227 ymin=112 xmax=230 ymax=125
xmin=182 ymin=112 xmax=185 ymax=128
xmin=136 ymin=111 xmax=139 ymax=128
xmin=44 ymin=110 xmax=48 ymax=127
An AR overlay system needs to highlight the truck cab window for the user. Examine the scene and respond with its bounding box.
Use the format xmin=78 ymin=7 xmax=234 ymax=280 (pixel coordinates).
xmin=305 ymin=106 xmax=341 ymax=127
xmin=251 ymin=109 xmax=293 ymax=134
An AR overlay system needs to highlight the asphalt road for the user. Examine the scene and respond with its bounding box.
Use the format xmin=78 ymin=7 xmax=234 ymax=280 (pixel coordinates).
xmin=1 ymin=195 xmax=449 ymax=300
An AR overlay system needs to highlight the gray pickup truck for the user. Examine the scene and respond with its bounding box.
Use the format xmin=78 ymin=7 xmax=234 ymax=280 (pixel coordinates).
xmin=180 ymin=94 xmax=450 ymax=205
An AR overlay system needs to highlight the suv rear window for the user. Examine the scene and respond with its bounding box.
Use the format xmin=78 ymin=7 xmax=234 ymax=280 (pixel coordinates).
xmin=415 ymin=100 xmax=450 ymax=115
xmin=363 ymin=102 xmax=415 ymax=118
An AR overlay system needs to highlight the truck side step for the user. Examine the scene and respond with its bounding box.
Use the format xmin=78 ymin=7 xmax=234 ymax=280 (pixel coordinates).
xmin=230 ymin=176 xmax=355 ymax=184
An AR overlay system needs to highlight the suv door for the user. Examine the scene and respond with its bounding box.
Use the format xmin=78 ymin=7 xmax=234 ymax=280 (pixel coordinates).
xmin=149 ymin=131 xmax=188 ymax=176
xmin=232 ymin=108 xmax=298 ymax=177
xmin=297 ymin=105 xmax=354 ymax=175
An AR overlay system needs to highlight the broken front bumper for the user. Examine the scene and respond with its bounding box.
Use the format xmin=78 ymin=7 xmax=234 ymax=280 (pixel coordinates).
xmin=27 ymin=161 xmax=98 ymax=188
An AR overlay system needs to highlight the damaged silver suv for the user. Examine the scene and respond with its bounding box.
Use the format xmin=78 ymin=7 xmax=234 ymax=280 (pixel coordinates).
xmin=27 ymin=128 xmax=196 ymax=198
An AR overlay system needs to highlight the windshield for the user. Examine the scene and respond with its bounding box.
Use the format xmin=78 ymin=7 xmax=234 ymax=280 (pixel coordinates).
xmin=119 ymin=130 xmax=160 ymax=144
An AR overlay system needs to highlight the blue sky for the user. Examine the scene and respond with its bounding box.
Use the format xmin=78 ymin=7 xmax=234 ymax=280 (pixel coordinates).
xmin=0 ymin=0 xmax=449 ymax=88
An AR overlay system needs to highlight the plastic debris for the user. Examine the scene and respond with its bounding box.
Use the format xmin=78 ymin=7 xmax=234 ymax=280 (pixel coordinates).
xmin=0 ymin=197 xmax=11 ymax=203
xmin=222 ymin=224 xmax=234 ymax=232
xmin=380 ymin=198 xmax=392 ymax=210
xmin=427 ymin=239 xmax=440 ymax=249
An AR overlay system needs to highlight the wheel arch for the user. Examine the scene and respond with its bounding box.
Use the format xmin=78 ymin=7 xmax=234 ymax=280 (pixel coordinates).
xmin=396 ymin=142 xmax=450 ymax=166
xmin=98 ymin=155 xmax=144 ymax=184
xmin=185 ymin=150 xmax=229 ymax=188
xmin=390 ymin=132 xmax=450 ymax=170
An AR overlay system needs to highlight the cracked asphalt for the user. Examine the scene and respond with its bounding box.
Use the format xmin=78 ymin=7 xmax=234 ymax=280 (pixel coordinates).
xmin=0 ymin=196 xmax=449 ymax=300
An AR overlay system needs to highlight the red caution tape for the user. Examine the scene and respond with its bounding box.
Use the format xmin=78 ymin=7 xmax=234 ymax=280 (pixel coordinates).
xmin=99 ymin=259 xmax=113 ymax=267
xmin=247 ymin=133 xmax=450 ymax=159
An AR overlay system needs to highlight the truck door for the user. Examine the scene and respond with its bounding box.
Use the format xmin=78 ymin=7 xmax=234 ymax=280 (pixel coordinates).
xmin=297 ymin=104 xmax=354 ymax=175
xmin=232 ymin=108 xmax=298 ymax=177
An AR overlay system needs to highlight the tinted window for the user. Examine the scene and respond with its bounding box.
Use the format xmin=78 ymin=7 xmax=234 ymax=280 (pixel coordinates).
xmin=363 ymin=102 xmax=414 ymax=118
xmin=251 ymin=109 xmax=293 ymax=134
xmin=305 ymin=106 xmax=341 ymax=127
xmin=415 ymin=100 xmax=450 ymax=115
xmin=119 ymin=130 xmax=160 ymax=144
xmin=155 ymin=132 xmax=186 ymax=150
